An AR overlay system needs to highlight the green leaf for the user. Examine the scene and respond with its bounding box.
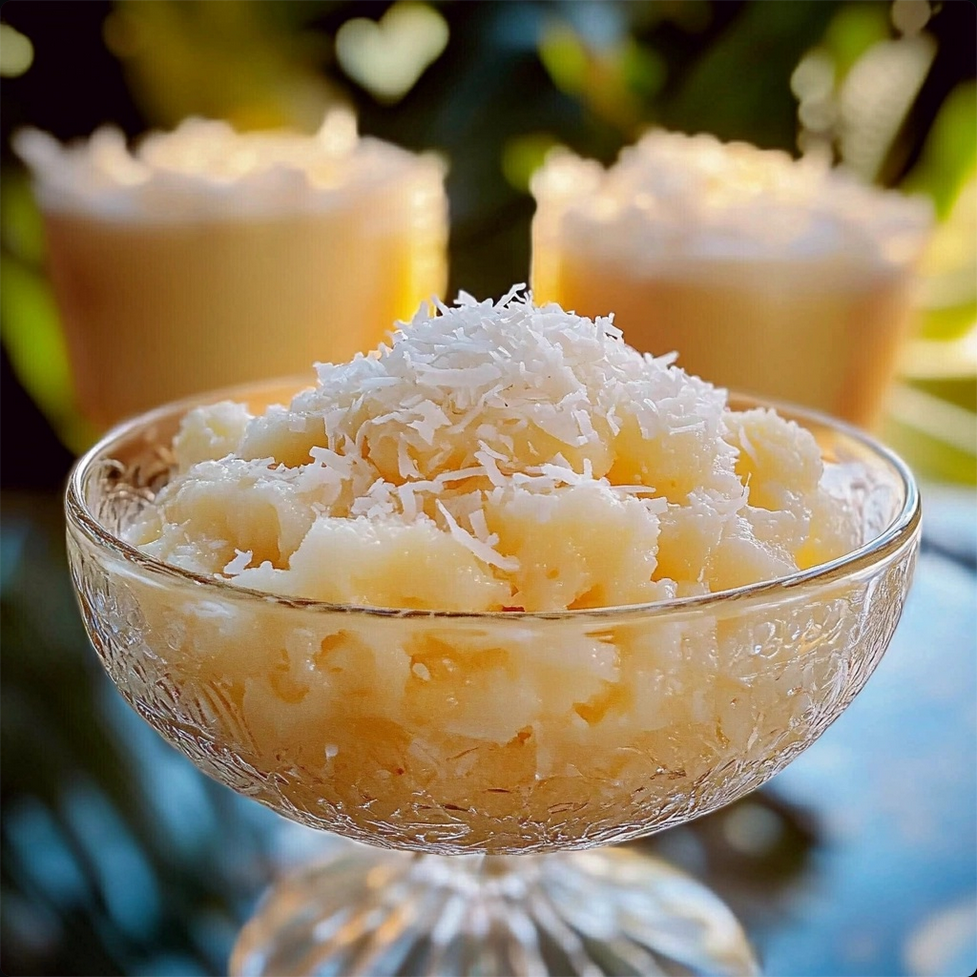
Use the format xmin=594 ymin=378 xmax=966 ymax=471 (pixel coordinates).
xmin=903 ymin=81 xmax=977 ymax=220
xmin=1 ymin=173 xmax=46 ymax=267
xmin=663 ymin=1 xmax=844 ymax=149
xmin=0 ymin=256 xmax=95 ymax=451
xmin=821 ymin=1 xmax=891 ymax=79
xmin=501 ymin=133 xmax=559 ymax=193
xmin=538 ymin=22 xmax=589 ymax=96
xmin=621 ymin=39 xmax=667 ymax=102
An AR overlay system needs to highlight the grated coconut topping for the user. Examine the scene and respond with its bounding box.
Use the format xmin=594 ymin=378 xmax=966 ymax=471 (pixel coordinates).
xmin=126 ymin=289 xmax=860 ymax=611
xmin=531 ymin=130 xmax=933 ymax=273
xmin=14 ymin=109 xmax=446 ymax=221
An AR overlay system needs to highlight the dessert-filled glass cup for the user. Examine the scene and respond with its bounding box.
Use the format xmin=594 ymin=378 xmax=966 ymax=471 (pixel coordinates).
xmin=65 ymin=378 xmax=920 ymax=976
xmin=531 ymin=132 xmax=933 ymax=430
xmin=15 ymin=112 xmax=447 ymax=431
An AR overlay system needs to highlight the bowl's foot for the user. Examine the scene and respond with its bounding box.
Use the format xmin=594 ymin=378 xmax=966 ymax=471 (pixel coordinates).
xmin=230 ymin=839 xmax=759 ymax=976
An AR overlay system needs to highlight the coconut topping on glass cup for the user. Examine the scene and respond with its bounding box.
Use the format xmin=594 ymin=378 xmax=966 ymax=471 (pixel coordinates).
xmin=14 ymin=108 xmax=446 ymax=221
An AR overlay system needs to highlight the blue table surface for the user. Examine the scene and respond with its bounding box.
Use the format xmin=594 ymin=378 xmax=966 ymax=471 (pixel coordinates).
xmin=1 ymin=484 xmax=974 ymax=977
xmin=751 ymin=484 xmax=977 ymax=977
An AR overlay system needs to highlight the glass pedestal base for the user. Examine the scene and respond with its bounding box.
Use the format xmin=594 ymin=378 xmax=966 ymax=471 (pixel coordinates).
xmin=230 ymin=838 xmax=759 ymax=976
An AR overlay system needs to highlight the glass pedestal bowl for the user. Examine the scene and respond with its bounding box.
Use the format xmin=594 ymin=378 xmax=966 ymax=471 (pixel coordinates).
xmin=64 ymin=381 xmax=920 ymax=977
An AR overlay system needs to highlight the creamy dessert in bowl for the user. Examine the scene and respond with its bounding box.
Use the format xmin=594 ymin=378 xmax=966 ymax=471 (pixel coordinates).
xmin=531 ymin=131 xmax=933 ymax=429
xmin=16 ymin=110 xmax=447 ymax=429
xmin=65 ymin=290 xmax=919 ymax=859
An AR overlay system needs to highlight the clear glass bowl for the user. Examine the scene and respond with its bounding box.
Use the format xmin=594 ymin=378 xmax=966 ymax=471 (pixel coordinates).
xmin=64 ymin=379 xmax=920 ymax=976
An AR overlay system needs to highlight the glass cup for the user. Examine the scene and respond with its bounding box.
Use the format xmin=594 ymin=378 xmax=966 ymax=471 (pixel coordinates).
xmin=531 ymin=133 xmax=933 ymax=430
xmin=64 ymin=379 xmax=920 ymax=976
xmin=15 ymin=113 xmax=447 ymax=431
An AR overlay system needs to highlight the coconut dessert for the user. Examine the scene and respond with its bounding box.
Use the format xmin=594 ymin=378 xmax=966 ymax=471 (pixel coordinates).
xmin=89 ymin=290 xmax=879 ymax=852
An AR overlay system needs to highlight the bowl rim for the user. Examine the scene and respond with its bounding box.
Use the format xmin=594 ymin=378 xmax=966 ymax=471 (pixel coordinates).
xmin=64 ymin=377 xmax=921 ymax=622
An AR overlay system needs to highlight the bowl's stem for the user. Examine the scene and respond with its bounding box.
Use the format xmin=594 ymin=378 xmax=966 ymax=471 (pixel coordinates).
xmin=230 ymin=837 xmax=759 ymax=976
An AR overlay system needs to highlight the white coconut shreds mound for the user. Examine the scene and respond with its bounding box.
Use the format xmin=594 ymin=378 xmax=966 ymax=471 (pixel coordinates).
xmin=125 ymin=288 xmax=860 ymax=610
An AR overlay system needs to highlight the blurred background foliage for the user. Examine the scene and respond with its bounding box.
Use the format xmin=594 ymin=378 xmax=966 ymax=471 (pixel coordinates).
xmin=0 ymin=3 xmax=974 ymax=975
xmin=1 ymin=0 xmax=976 ymax=484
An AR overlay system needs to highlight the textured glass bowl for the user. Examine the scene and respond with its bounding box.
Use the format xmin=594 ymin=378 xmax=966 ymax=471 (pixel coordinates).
xmin=64 ymin=380 xmax=920 ymax=975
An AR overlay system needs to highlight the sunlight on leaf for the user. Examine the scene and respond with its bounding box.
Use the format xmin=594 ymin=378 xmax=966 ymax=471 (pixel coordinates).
xmin=895 ymin=169 xmax=977 ymax=482
xmin=1 ymin=173 xmax=46 ymax=266
xmin=335 ymin=3 xmax=449 ymax=105
xmin=904 ymin=82 xmax=977 ymax=220
xmin=620 ymin=39 xmax=667 ymax=102
xmin=891 ymin=0 xmax=933 ymax=37
xmin=664 ymin=1 xmax=838 ymax=148
xmin=538 ymin=22 xmax=589 ymax=96
xmin=538 ymin=22 xmax=657 ymax=136
xmin=105 ymin=0 xmax=339 ymax=131
xmin=882 ymin=381 xmax=977 ymax=484
xmin=915 ymin=173 xmax=977 ymax=342
xmin=501 ymin=133 xmax=559 ymax=192
xmin=0 ymin=179 xmax=97 ymax=453
xmin=0 ymin=256 xmax=95 ymax=452
xmin=0 ymin=23 xmax=34 ymax=78
xmin=822 ymin=2 xmax=891 ymax=78
xmin=838 ymin=32 xmax=936 ymax=181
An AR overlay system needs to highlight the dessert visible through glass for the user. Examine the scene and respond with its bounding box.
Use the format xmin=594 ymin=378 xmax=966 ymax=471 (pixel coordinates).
xmin=531 ymin=131 xmax=933 ymax=429
xmin=65 ymin=291 xmax=920 ymax=975
xmin=16 ymin=110 xmax=448 ymax=430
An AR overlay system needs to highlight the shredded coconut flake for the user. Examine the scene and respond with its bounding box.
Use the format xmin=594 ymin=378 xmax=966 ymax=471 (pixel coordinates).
xmin=223 ymin=549 xmax=253 ymax=575
xmin=126 ymin=288 xmax=861 ymax=611
xmin=436 ymin=501 xmax=520 ymax=572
